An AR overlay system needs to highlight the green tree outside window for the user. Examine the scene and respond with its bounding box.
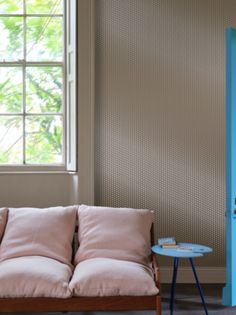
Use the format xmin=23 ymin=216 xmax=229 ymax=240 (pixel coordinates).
xmin=0 ymin=0 xmax=64 ymax=165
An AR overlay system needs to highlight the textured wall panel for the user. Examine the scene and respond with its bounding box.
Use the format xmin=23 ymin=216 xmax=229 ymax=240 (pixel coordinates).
xmin=95 ymin=0 xmax=236 ymax=267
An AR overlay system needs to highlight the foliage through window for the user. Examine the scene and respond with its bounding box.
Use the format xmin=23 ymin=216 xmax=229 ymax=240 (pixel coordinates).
xmin=0 ymin=0 xmax=65 ymax=166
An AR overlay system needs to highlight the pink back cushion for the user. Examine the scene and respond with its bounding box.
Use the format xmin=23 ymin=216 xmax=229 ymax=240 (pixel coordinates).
xmin=0 ymin=208 xmax=8 ymax=242
xmin=0 ymin=206 xmax=77 ymax=265
xmin=74 ymin=205 xmax=153 ymax=265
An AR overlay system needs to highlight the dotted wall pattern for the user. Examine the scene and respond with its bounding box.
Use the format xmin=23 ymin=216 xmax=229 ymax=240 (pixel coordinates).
xmin=95 ymin=0 xmax=236 ymax=267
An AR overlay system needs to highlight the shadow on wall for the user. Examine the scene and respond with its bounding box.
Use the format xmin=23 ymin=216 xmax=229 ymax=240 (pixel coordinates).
xmin=95 ymin=0 xmax=227 ymax=267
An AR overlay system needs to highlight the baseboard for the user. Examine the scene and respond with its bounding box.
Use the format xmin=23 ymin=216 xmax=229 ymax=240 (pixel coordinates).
xmin=160 ymin=267 xmax=225 ymax=283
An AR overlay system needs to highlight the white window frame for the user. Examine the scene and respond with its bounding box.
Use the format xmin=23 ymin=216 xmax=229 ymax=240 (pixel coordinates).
xmin=0 ymin=0 xmax=77 ymax=173
xmin=66 ymin=0 xmax=77 ymax=172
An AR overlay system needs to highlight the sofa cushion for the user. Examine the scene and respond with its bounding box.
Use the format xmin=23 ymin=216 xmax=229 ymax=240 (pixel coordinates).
xmin=0 ymin=208 xmax=8 ymax=242
xmin=0 ymin=256 xmax=72 ymax=298
xmin=69 ymin=257 xmax=158 ymax=296
xmin=74 ymin=205 xmax=153 ymax=266
xmin=0 ymin=206 xmax=77 ymax=265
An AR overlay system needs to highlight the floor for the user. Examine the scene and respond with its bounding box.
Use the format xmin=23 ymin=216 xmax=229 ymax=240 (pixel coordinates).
xmin=2 ymin=284 xmax=236 ymax=315
xmin=160 ymin=283 xmax=236 ymax=314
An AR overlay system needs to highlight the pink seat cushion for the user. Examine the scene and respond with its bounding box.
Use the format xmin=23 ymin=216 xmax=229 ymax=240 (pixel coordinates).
xmin=74 ymin=205 xmax=153 ymax=266
xmin=0 ymin=208 xmax=8 ymax=242
xmin=0 ymin=256 xmax=72 ymax=298
xmin=0 ymin=206 xmax=77 ymax=265
xmin=69 ymin=257 xmax=158 ymax=296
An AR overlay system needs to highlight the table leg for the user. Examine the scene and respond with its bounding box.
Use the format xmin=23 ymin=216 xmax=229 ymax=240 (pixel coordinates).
xmin=170 ymin=257 xmax=179 ymax=315
xmin=189 ymin=258 xmax=208 ymax=315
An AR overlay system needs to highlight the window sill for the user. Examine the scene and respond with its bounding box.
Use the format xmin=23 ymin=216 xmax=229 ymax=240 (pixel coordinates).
xmin=0 ymin=171 xmax=77 ymax=175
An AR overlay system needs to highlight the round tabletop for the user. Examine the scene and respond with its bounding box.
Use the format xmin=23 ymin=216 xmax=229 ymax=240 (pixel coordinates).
xmin=152 ymin=243 xmax=213 ymax=258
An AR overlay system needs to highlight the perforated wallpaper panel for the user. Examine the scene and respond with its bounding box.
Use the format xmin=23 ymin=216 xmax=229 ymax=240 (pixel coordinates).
xmin=95 ymin=0 xmax=236 ymax=267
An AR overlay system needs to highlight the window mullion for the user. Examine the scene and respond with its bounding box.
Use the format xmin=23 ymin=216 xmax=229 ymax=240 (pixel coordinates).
xmin=23 ymin=0 xmax=26 ymax=165
xmin=0 ymin=14 xmax=63 ymax=17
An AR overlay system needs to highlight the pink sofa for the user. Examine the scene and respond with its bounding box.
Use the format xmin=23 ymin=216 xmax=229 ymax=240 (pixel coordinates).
xmin=0 ymin=205 xmax=161 ymax=314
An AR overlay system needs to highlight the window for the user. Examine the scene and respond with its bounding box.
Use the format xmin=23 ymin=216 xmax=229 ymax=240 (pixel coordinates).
xmin=0 ymin=0 xmax=76 ymax=171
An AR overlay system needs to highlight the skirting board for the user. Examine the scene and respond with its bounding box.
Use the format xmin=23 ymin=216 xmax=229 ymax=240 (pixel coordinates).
xmin=160 ymin=267 xmax=225 ymax=283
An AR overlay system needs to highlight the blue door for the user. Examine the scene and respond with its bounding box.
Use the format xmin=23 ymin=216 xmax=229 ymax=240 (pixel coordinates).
xmin=222 ymin=27 xmax=236 ymax=307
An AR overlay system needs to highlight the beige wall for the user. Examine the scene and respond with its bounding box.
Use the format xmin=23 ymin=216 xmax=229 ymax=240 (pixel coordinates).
xmin=0 ymin=174 xmax=78 ymax=208
xmin=95 ymin=0 xmax=236 ymax=267
xmin=0 ymin=0 xmax=234 ymax=272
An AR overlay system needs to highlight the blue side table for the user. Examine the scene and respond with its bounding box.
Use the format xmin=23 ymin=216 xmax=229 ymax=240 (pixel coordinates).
xmin=152 ymin=243 xmax=212 ymax=315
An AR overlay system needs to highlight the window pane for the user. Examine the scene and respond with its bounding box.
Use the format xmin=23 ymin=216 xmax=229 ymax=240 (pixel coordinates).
xmin=0 ymin=67 xmax=22 ymax=113
xmin=26 ymin=67 xmax=62 ymax=113
xmin=26 ymin=0 xmax=63 ymax=14
xmin=25 ymin=115 xmax=63 ymax=164
xmin=26 ymin=17 xmax=63 ymax=61
xmin=0 ymin=116 xmax=23 ymax=164
xmin=0 ymin=17 xmax=23 ymax=61
xmin=0 ymin=0 xmax=23 ymax=14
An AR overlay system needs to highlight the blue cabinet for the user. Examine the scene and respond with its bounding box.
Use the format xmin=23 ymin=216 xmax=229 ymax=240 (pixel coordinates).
xmin=222 ymin=27 xmax=236 ymax=307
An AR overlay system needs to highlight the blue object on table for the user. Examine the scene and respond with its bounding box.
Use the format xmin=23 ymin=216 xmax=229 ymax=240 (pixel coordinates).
xmin=152 ymin=243 xmax=212 ymax=315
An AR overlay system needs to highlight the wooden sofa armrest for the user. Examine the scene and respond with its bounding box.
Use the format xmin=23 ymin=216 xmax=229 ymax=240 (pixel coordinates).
xmin=151 ymin=252 xmax=161 ymax=290
xmin=150 ymin=224 xmax=161 ymax=291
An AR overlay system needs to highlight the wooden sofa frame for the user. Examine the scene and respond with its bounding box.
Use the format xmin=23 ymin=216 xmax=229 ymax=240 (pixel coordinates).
xmin=0 ymin=227 xmax=162 ymax=314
